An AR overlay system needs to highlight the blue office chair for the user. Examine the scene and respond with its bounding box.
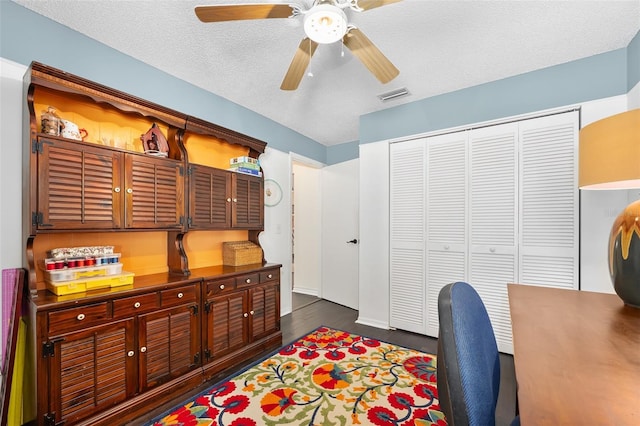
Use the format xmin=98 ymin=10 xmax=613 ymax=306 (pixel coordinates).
xmin=437 ymin=281 xmax=519 ymax=426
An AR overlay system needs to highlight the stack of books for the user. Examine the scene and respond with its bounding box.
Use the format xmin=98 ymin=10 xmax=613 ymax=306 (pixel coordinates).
xmin=229 ymin=156 xmax=262 ymax=176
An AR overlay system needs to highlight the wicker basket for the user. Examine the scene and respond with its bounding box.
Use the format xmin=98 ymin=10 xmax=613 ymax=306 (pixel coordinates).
xmin=223 ymin=241 xmax=263 ymax=266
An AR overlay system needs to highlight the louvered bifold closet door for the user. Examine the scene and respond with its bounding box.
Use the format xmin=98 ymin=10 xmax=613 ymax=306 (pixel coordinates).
xmin=519 ymin=111 xmax=579 ymax=289
xmin=125 ymin=154 xmax=184 ymax=229
xmin=389 ymin=139 xmax=426 ymax=334
xmin=469 ymin=124 xmax=518 ymax=353
xmin=425 ymin=132 xmax=469 ymax=337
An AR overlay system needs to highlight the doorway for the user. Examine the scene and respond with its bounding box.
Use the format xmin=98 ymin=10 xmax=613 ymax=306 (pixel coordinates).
xmin=291 ymin=159 xmax=322 ymax=310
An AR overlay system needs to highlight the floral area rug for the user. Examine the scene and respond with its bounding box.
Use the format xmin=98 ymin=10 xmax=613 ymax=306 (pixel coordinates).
xmin=148 ymin=326 xmax=446 ymax=426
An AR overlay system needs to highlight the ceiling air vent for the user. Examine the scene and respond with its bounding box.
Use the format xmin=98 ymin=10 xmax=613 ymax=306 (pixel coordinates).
xmin=377 ymin=87 xmax=410 ymax=102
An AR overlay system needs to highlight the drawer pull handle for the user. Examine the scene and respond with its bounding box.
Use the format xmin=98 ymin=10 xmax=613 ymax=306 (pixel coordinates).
xmin=76 ymin=313 xmax=85 ymax=321
xmin=245 ymin=278 xmax=251 ymax=284
xmin=177 ymin=292 xmax=184 ymax=299
xmin=243 ymin=313 xmax=248 ymax=318
xmin=127 ymin=188 xmax=133 ymax=194
xmin=250 ymin=310 xmax=255 ymax=315
xmin=127 ymin=351 xmax=135 ymax=357
xmin=134 ymin=302 xmax=141 ymax=308
xmin=114 ymin=187 xmax=121 ymax=193
xmin=140 ymin=346 xmax=147 ymax=353
xmin=267 ymin=274 xmax=273 ymax=279
xmin=219 ymin=284 xmax=225 ymax=290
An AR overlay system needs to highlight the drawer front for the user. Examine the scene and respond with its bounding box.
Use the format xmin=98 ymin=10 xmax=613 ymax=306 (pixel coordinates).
xmin=260 ymin=269 xmax=280 ymax=283
xmin=161 ymin=285 xmax=197 ymax=308
xmin=48 ymin=302 xmax=110 ymax=335
xmin=205 ymin=277 xmax=236 ymax=296
xmin=236 ymin=273 xmax=260 ymax=288
xmin=113 ymin=292 xmax=160 ymax=318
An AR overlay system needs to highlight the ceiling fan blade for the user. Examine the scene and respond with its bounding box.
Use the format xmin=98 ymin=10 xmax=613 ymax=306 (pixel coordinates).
xmin=195 ymin=4 xmax=295 ymax=22
xmin=343 ymin=28 xmax=399 ymax=84
xmin=281 ymin=37 xmax=319 ymax=91
xmin=356 ymin=0 xmax=403 ymax=11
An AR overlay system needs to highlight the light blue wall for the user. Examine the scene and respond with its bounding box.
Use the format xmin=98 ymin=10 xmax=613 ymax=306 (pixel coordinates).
xmin=628 ymin=30 xmax=640 ymax=92
xmin=1 ymin=1 xmax=638 ymax=165
xmin=360 ymin=45 xmax=637 ymax=144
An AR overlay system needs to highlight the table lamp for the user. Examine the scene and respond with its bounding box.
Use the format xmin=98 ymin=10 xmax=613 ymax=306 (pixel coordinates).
xmin=579 ymin=109 xmax=640 ymax=307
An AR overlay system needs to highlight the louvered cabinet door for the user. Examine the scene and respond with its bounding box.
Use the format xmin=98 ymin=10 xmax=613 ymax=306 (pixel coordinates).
xmin=124 ymin=154 xmax=184 ymax=229
xmin=248 ymin=281 xmax=280 ymax=342
xmin=47 ymin=319 xmax=136 ymax=425
xmin=189 ymin=164 xmax=232 ymax=228
xmin=37 ymin=138 xmax=123 ymax=230
xmin=137 ymin=303 xmax=200 ymax=391
xmin=205 ymin=291 xmax=248 ymax=360
xmin=232 ymin=173 xmax=264 ymax=229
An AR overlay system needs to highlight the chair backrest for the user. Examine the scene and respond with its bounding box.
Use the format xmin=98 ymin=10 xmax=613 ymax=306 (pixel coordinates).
xmin=437 ymin=281 xmax=500 ymax=426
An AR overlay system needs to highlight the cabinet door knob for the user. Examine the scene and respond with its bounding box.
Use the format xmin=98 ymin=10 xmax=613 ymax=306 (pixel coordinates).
xmin=126 ymin=188 xmax=133 ymax=194
xmin=76 ymin=313 xmax=85 ymax=321
xmin=489 ymin=247 xmax=496 ymax=253
xmin=140 ymin=346 xmax=147 ymax=353
xmin=245 ymin=278 xmax=251 ymax=284
xmin=226 ymin=198 xmax=232 ymax=203
xmin=243 ymin=313 xmax=248 ymax=318
xmin=267 ymin=274 xmax=273 ymax=279
xmin=127 ymin=350 xmax=135 ymax=357
xmin=444 ymin=245 xmax=450 ymax=250
xmin=233 ymin=198 xmax=238 ymax=203
xmin=177 ymin=292 xmax=184 ymax=299
xmin=250 ymin=310 xmax=255 ymax=315
xmin=219 ymin=284 xmax=225 ymax=290
xmin=114 ymin=187 xmax=121 ymax=193
xmin=134 ymin=302 xmax=141 ymax=308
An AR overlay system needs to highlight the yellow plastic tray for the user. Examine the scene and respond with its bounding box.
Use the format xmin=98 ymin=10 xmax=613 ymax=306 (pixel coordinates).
xmin=46 ymin=272 xmax=135 ymax=296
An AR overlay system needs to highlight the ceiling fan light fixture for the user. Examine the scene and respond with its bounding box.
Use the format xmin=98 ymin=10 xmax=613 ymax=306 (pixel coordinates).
xmin=303 ymin=4 xmax=348 ymax=44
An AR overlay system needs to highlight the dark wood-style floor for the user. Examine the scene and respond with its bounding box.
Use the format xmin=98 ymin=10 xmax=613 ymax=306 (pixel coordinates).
xmin=129 ymin=298 xmax=518 ymax=425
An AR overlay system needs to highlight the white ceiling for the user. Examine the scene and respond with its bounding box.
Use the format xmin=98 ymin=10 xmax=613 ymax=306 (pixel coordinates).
xmin=12 ymin=0 xmax=640 ymax=146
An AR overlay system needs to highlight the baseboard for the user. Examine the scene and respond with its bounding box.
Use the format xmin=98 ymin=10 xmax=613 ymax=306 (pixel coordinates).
xmin=355 ymin=316 xmax=390 ymax=330
xmin=292 ymin=287 xmax=319 ymax=297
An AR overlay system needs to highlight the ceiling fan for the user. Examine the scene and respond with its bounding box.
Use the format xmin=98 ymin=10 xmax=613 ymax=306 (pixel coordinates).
xmin=195 ymin=0 xmax=402 ymax=90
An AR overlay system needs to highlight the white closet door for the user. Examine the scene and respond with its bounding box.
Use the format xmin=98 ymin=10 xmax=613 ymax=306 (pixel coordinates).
xmin=469 ymin=123 xmax=518 ymax=353
xmin=389 ymin=139 xmax=426 ymax=333
xmin=519 ymin=111 xmax=579 ymax=289
xmin=425 ymin=132 xmax=468 ymax=337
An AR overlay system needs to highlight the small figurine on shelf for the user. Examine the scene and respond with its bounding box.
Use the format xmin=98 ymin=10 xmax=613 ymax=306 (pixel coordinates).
xmin=41 ymin=106 xmax=61 ymax=136
xmin=141 ymin=123 xmax=169 ymax=157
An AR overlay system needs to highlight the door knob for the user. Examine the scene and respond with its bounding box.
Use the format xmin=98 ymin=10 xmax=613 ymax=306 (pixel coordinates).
xmin=347 ymin=239 xmax=358 ymax=244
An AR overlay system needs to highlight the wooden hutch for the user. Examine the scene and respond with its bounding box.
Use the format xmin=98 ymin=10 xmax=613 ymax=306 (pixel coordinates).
xmin=21 ymin=62 xmax=281 ymax=426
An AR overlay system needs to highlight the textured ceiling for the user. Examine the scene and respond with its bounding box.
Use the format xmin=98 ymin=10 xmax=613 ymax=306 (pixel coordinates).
xmin=12 ymin=0 xmax=640 ymax=146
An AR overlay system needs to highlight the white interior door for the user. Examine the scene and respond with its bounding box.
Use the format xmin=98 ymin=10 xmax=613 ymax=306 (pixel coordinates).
xmin=321 ymin=159 xmax=359 ymax=310
xmin=292 ymin=162 xmax=322 ymax=296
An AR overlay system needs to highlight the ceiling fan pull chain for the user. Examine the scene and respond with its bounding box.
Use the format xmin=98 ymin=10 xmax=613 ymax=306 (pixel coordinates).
xmin=308 ymin=38 xmax=314 ymax=77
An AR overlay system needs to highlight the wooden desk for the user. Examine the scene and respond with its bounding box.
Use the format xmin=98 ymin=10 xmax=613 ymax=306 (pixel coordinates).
xmin=508 ymin=284 xmax=640 ymax=425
